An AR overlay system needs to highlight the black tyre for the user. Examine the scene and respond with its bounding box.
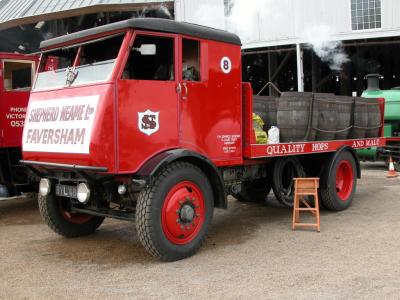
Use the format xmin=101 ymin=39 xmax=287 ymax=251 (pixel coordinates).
xmin=38 ymin=193 xmax=104 ymax=237
xmin=272 ymin=157 xmax=305 ymax=207
xmin=136 ymin=162 xmax=214 ymax=261
xmin=320 ymin=151 xmax=357 ymax=211
xmin=234 ymin=178 xmax=272 ymax=202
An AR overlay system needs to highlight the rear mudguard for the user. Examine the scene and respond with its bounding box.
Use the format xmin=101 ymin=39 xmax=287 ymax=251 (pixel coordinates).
xmin=135 ymin=149 xmax=227 ymax=209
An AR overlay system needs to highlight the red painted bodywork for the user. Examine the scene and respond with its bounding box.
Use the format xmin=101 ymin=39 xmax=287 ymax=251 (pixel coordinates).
xmin=22 ymin=28 xmax=386 ymax=174
xmin=117 ymin=31 xmax=243 ymax=173
xmin=24 ymin=29 xmax=243 ymax=173
xmin=0 ymin=53 xmax=38 ymax=148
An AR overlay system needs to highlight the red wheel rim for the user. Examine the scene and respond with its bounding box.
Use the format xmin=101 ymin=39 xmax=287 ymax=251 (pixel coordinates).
xmin=58 ymin=199 xmax=92 ymax=224
xmin=161 ymin=181 xmax=205 ymax=245
xmin=336 ymin=160 xmax=354 ymax=201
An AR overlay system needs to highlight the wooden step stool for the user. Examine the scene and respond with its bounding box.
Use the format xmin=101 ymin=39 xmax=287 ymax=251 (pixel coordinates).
xmin=292 ymin=178 xmax=320 ymax=232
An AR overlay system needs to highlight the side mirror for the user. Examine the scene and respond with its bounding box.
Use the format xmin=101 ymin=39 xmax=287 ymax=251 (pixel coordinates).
xmin=135 ymin=44 xmax=156 ymax=56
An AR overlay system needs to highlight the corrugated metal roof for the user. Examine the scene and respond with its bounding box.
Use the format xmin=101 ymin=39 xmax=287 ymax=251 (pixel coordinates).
xmin=0 ymin=0 xmax=172 ymax=30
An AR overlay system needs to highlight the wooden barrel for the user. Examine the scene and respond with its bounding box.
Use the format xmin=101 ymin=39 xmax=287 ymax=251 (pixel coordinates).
xmin=313 ymin=93 xmax=337 ymax=141
xmin=253 ymin=96 xmax=277 ymax=131
xmin=334 ymin=96 xmax=353 ymax=140
xmin=365 ymin=98 xmax=381 ymax=138
xmin=350 ymin=97 xmax=368 ymax=139
xmin=277 ymin=92 xmax=315 ymax=142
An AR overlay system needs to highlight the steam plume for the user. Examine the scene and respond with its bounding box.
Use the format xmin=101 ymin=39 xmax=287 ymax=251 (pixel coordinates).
xmin=136 ymin=3 xmax=173 ymax=19
xmin=302 ymin=25 xmax=349 ymax=71
xmin=196 ymin=0 xmax=350 ymax=71
xmin=226 ymin=0 xmax=284 ymax=42
xmin=157 ymin=3 xmax=173 ymax=19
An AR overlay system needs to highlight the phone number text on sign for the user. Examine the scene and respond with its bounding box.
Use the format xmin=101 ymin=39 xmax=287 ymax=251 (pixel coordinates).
xmin=6 ymin=107 xmax=26 ymax=127
xmin=22 ymin=96 xmax=99 ymax=154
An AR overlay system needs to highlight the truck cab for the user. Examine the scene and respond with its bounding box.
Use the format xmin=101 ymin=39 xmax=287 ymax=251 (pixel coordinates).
xmin=23 ymin=18 xmax=243 ymax=173
xmin=0 ymin=53 xmax=37 ymax=196
xmin=22 ymin=19 xmax=242 ymax=260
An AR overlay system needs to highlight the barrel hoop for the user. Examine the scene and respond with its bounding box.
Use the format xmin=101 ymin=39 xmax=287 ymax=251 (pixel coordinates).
xmin=312 ymin=125 xmax=353 ymax=134
xmin=353 ymin=124 xmax=382 ymax=130
xmin=315 ymin=98 xmax=353 ymax=105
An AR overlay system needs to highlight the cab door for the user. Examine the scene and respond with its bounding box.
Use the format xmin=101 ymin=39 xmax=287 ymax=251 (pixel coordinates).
xmin=177 ymin=37 xmax=209 ymax=155
xmin=0 ymin=59 xmax=35 ymax=148
xmin=117 ymin=32 xmax=180 ymax=172
xmin=177 ymin=38 xmax=243 ymax=162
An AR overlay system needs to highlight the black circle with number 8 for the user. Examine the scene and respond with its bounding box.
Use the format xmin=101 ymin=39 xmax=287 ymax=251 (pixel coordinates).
xmin=220 ymin=57 xmax=232 ymax=74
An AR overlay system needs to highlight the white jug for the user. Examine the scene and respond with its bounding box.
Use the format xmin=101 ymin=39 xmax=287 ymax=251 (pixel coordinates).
xmin=268 ymin=126 xmax=280 ymax=144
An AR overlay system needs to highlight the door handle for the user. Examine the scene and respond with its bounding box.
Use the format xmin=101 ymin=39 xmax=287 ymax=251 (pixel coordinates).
xmin=177 ymin=82 xmax=188 ymax=100
xmin=182 ymin=82 xmax=188 ymax=100
xmin=176 ymin=83 xmax=182 ymax=94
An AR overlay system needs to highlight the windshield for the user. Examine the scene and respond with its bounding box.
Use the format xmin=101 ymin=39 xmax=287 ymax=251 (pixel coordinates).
xmin=34 ymin=34 xmax=124 ymax=90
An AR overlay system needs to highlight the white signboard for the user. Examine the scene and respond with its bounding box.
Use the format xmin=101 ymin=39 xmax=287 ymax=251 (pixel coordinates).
xmin=22 ymin=96 xmax=99 ymax=154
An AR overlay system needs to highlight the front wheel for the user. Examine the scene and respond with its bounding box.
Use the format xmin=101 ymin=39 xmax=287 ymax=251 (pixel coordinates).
xmin=136 ymin=162 xmax=214 ymax=261
xmin=320 ymin=151 xmax=357 ymax=211
xmin=38 ymin=193 xmax=104 ymax=237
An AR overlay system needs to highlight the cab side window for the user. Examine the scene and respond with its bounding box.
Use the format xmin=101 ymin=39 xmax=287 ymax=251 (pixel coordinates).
xmin=123 ymin=35 xmax=174 ymax=81
xmin=3 ymin=61 xmax=33 ymax=91
xmin=182 ymin=39 xmax=200 ymax=82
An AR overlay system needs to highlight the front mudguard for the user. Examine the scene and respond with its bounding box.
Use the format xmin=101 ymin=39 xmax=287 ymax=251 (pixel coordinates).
xmin=134 ymin=149 xmax=227 ymax=209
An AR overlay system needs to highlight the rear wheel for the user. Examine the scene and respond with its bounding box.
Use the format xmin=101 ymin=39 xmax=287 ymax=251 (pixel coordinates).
xmin=38 ymin=193 xmax=104 ymax=237
xmin=234 ymin=178 xmax=272 ymax=202
xmin=320 ymin=151 xmax=357 ymax=211
xmin=272 ymin=157 xmax=305 ymax=207
xmin=136 ymin=162 xmax=213 ymax=261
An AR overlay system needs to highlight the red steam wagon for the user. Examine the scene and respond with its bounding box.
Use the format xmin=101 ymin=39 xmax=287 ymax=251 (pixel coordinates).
xmin=0 ymin=53 xmax=38 ymax=197
xmin=21 ymin=19 xmax=385 ymax=261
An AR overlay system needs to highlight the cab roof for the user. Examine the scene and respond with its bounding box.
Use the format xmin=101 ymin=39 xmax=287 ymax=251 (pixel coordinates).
xmin=40 ymin=18 xmax=242 ymax=49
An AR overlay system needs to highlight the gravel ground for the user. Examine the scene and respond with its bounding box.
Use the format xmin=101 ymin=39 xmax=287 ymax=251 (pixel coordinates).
xmin=1 ymin=162 xmax=400 ymax=299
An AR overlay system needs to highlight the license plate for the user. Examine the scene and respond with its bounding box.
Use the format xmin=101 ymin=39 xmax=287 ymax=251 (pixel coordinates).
xmin=55 ymin=184 xmax=77 ymax=198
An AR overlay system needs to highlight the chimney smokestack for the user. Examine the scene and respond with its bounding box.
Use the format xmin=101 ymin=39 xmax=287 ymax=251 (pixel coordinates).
xmin=365 ymin=74 xmax=383 ymax=91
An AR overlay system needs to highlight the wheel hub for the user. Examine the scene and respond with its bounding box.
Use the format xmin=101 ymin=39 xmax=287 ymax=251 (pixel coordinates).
xmin=58 ymin=197 xmax=93 ymax=224
xmin=161 ymin=181 xmax=205 ymax=245
xmin=336 ymin=160 xmax=354 ymax=201
xmin=179 ymin=203 xmax=195 ymax=223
